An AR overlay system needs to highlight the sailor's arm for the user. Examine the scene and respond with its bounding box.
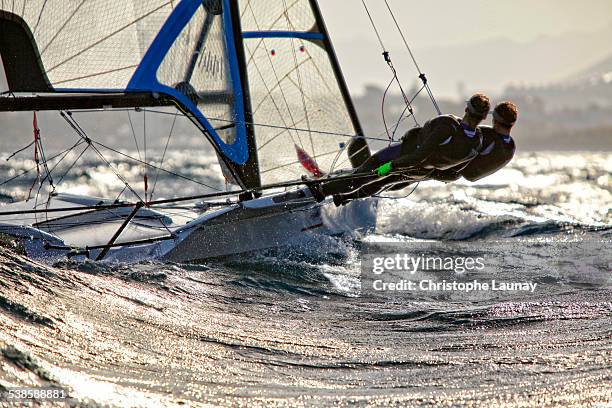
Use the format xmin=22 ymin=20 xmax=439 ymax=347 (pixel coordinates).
xmin=389 ymin=121 xmax=453 ymax=169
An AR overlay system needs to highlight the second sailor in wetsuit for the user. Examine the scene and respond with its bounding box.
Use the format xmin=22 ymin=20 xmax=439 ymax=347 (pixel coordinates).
xmin=432 ymin=101 xmax=518 ymax=183
xmin=310 ymin=93 xmax=491 ymax=203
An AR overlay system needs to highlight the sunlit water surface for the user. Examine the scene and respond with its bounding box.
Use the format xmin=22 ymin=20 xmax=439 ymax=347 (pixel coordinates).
xmin=0 ymin=152 xmax=610 ymax=407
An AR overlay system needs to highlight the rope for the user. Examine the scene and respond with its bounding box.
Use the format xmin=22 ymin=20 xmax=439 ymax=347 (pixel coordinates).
xmin=382 ymin=0 xmax=441 ymax=115
xmin=360 ymin=0 xmax=419 ymax=139
xmin=5 ymin=140 xmax=35 ymax=161
xmin=390 ymin=83 xmax=426 ymax=140
xmin=374 ymin=181 xmax=421 ymax=200
xmin=26 ymin=113 xmax=42 ymax=200
xmin=34 ymin=116 xmax=55 ymax=189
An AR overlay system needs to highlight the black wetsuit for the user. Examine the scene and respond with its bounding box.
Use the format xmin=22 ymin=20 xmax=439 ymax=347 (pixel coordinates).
xmin=394 ymin=115 xmax=483 ymax=170
xmin=319 ymin=115 xmax=482 ymax=199
xmin=433 ymin=126 xmax=516 ymax=182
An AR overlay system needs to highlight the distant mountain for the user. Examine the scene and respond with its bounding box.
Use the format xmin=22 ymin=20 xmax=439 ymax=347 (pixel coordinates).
xmin=334 ymin=22 xmax=612 ymax=99
xmin=502 ymin=52 xmax=612 ymax=111
xmin=418 ymin=23 xmax=612 ymax=97
xmin=569 ymin=53 xmax=612 ymax=83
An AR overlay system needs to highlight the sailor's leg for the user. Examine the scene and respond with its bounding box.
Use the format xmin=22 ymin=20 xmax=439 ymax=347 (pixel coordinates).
xmin=333 ymin=174 xmax=406 ymax=204
xmin=347 ymin=136 xmax=371 ymax=168
xmin=332 ymin=169 xmax=433 ymax=206
xmin=385 ymin=181 xmax=414 ymax=191
xmin=315 ymin=153 xmax=384 ymax=197
xmin=430 ymin=169 xmax=461 ymax=182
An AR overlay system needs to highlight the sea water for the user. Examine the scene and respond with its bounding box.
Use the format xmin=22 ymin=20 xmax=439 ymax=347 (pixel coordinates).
xmin=0 ymin=151 xmax=610 ymax=406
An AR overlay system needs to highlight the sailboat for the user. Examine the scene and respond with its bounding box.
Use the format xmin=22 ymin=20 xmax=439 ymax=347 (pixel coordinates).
xmin=0 ymin=0 xmax=378 ymax=262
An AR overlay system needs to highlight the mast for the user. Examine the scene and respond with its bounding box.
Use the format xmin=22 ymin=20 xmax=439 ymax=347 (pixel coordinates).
xmin=308 ymin=0 xmax=371 ymax=168
xmin=227 ymin=0 xmax=261 ymax=189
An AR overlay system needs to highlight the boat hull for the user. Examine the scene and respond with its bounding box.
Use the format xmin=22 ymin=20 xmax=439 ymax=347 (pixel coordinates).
xmin=0 ymin=190 xmax=378 ymax=263
xmin=164 ymin=194 xmax=378 ymax=262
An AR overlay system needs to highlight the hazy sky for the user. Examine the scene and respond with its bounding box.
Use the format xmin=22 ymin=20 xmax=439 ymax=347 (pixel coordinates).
xmin=319 ymin=0 xmax=612 ymax=97
xmin=320 ymin=0 xmax=612 ymax=48
xmin=1 ymin=1 xmax=611 ymax=97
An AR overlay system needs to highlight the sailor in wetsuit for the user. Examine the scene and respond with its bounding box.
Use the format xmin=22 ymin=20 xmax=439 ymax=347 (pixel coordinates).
xmin=309 ymin=93 xmax=491 ymax=204
xmin=432 ymin=101 xmax=517 ymax=183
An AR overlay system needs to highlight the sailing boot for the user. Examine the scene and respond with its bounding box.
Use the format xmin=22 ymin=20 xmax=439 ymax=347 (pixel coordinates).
xmin=307 ymin=182 xmax=326 ymax=202
xmin=303 ymin=176 xmax=326 ymax=202
xmin=333 ymin=193 xmax=352 ymax=207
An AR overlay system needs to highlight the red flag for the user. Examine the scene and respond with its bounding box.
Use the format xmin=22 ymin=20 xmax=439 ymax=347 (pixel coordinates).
xmin=295 ymin=144 xmax=323 ymax=178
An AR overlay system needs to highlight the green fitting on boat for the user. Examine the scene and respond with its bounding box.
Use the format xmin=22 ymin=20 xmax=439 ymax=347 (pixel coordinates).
xmin=377 ymin=162 xmax=392 ymax=177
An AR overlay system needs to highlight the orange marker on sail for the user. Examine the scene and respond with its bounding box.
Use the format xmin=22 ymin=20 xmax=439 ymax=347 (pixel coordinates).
xmin=295 ymin=144 xmax=323 ymax=178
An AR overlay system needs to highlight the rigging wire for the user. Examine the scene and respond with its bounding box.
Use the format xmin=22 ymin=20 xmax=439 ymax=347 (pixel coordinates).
xmin=139 ymin=108 xmax=392 ymax=143
xmin=0 ymin=166 xmax=431 ymax=219
xmin=246 ymin=1 xmax=305 ymax=149
xmin=70 ymin=107 xmax=402 ymax=145
xmin=0 ymin=140 xmax=86 ymax=187
xmin=60 ymin=111 xmax=145 ymax=202
xmin=149 ymin=113 xmax=177 ymax=200
xmin=1 ymin=111 xmax=221 ymax=195
xmin=91 ymin=140 xmax=221 ymax=192
xmin=382 ymin=0 xmax=441 ymax=115
xmin=143 ymin=108 xmax=148 ymax=201
xmin=361 ymin=0 xmax=386 ymax=51
xmin=38 ymin=139 xmax=86 ymax=185
xmin=55 ymin=144 xmax=89 ymax=186
xmin=282 ymin=0 xmax=315 ymax=156
xmin=126 ymin=110 xmax=142 ymax=162
xmin=360 ymin=0 xmax=419 ymax=140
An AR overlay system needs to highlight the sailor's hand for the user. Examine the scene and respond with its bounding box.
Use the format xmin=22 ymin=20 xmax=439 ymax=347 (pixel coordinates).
xmin=377 ymin=162 xmax=392 ymax=177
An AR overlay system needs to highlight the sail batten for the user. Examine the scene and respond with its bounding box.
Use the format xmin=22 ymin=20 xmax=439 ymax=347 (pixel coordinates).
xmin=242 ymin=31 xmax=324 ymax=40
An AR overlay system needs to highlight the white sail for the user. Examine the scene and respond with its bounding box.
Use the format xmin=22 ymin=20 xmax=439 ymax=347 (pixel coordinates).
xmin=1 ymin=0 xmax=173 ymax=89
xmin=238 ymin=0 xmax=365 ymax=184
